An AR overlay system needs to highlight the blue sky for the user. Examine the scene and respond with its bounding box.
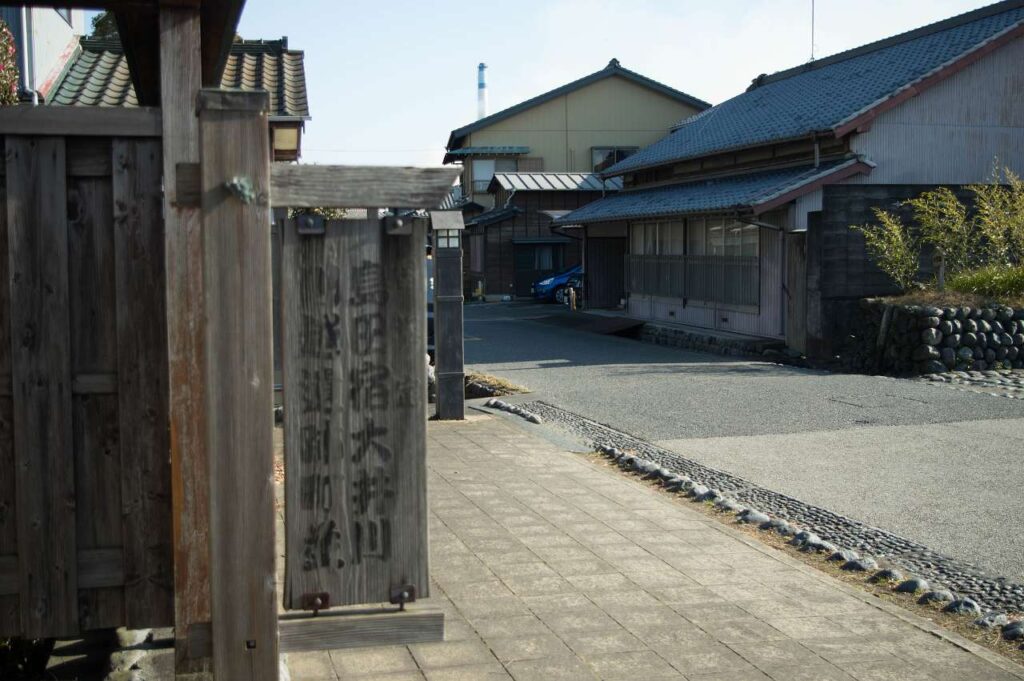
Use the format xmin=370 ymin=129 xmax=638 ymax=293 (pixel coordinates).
xmin=235 ymin=0 xmax=993 ymax=167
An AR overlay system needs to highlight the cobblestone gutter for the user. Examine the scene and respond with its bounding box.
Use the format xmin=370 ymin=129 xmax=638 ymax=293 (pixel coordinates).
xmin=517 ymin=399 xmax=1024 ymax=616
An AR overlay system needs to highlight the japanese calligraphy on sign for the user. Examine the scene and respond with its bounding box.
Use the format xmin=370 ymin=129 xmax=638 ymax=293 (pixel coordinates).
xmin=282 ymin=215 xmax=429 ymax=609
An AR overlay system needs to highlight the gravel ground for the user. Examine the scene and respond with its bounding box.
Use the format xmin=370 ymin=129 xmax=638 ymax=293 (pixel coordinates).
xmin=465 ymin=303 xmax=1024 ymax=582
xmin=515 ymin=399 xmax=1024 ymax=614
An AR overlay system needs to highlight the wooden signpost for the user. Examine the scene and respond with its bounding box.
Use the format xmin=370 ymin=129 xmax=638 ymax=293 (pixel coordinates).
xmin=281 ymin=213 xmax=430 ymax=610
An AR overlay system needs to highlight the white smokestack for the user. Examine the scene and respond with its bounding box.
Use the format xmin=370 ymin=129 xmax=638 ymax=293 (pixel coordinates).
xmin=477 ymin=62 xmax=488 ymax=120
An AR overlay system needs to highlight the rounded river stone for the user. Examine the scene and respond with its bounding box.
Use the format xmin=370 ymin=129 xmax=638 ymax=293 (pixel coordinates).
xmin=896 ymin=578 xmax=930 ymax=593
xmin=943 ymin=598 xmax=982 ymax=615
xmin=918 ymin=590 xmax=955 ymax=605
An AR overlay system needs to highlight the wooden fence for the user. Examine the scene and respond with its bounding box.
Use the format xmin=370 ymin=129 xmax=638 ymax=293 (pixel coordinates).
xmin=625 ymin=254 xmax=760 ymax=307
xmin=0 ymin=132 xmax=172 ymax=638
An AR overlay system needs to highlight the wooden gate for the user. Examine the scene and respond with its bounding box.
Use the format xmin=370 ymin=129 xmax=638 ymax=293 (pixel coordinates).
xmin=281 ymin=213 xmax=429 ymax=609
xmin=786 ymin=232 xmax=808 ymax=353
xmin=0 ymin=121 xmax=173 ymax=638
xmin=585 ymin=237 xmax=626 ymax=308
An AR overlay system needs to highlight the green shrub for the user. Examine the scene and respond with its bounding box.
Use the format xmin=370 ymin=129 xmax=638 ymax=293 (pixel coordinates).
xmin=969 ymin=167 xmax=1024 ymax=265
xmin=947 ymin=265 xmax=1024 ymax=299
xmin=852 ymin=209 xmax=920 ymax=290
xmin=0 ymin=20 xmax=19 ymax=106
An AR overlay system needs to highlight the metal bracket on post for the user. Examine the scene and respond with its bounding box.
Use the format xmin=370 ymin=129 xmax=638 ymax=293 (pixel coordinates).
xmin=295 ymin=214 xmax=326 ymax=235
xmin=384 ymin=214 xmax=412 ymax=235
xmin=301 ymin=592 xmax=331 ymax=615
xmin=390 ymin=584 xmax=417 ymax=611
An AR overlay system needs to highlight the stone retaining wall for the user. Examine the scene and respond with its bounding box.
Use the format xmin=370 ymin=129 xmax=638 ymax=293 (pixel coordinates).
xmin=639 ymin=323 xmax=785 ymax=357
xmin=839 ymin=299 xmax=1024 ymax=375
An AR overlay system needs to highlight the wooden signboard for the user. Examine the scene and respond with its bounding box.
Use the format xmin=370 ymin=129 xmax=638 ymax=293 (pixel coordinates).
xmin=282 ymin=215 xmax=429 ymax=610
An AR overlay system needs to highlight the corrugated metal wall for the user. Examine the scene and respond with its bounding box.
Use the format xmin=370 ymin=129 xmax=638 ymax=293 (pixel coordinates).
xmin=847 ymin=35 xmax=1024 ymax=184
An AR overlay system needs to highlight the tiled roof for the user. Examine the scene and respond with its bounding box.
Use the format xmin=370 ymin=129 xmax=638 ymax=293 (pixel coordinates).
xmin=446 ymin=59 xmax=710 ymax=152
xmin=444 ymin=146 xmax=530 ymax=157
xmin=438 ymin=185 xmax=484 ymax=211
xmin=50 ymin=37 xmax=310 ymax=119
xmin=490 ymin=172 xmax=623 ymax=192
xmin=442 ymin=146 xmax=530 ymax=164
xmin=555 ymin=159 xmax=866 ymax=224
xmin=464 ymin=206 xmax=521 ymax=227
xmin=607 ymin=1 xmax=1024 ymax=176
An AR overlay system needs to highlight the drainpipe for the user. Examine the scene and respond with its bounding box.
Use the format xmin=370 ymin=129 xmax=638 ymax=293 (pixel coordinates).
xmin=19 ymin=7 xmax=37 ymax=104
xmin=813 ymin=135 xmax=820 ymax=169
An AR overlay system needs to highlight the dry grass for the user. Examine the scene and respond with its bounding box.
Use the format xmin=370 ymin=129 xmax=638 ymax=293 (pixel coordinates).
xmin=881 ymin=290 xmax=1024 ymax=308
xmin=466 ymin=371 xmax=528 ymax=396
xmin=585 ymin=452 xmax=1024 ymax=667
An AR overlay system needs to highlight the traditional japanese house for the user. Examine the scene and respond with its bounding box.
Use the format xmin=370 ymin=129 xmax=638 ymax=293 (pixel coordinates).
xmin=559 ymin=0 xmax=1024 ymax=357
xmin=443 ymin=59 xmax=708 ymax=299
xmin=465 ymin=171 xmax=622 ymax=300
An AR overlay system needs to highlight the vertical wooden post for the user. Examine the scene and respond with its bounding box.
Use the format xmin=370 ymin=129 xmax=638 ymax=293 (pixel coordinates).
xmin=199 ymin=89 xmax=278 ymax=681
xmin=434 ymin=234 xmax=465 ymax=420
xmin=159 ymin=6 xmax=211 ymax=673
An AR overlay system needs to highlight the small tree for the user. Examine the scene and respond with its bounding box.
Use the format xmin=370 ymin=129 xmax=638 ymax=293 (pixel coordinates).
xmin=89 ymin=11 xmax=119 ymax=40
xmin=970 ymin=166 xmax=1024 ymax=266
xmin=904 ymin=187 xmax=971 ymax=290
xmin=852 ymin=208 xmax=921 ymax=290
xmin=0 ymin=19 xmax=19 ymax=107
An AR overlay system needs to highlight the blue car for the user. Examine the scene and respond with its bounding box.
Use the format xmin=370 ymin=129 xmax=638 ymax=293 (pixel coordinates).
xmin=532 ymin=265 xmax=582 ymax=303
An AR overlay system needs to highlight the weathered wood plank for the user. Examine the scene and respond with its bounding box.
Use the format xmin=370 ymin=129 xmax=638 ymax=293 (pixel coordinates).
xmin=72 ymin=373 xmax=118 ymax=394
xmin=73 ymin=394 xmax=124 ymax=629
xmin=282 ymin=215 xmax=429 ymax=609
xmin=282 ymin=217 xmax=362 ymax=609
xmin=374 ymin=219 xmax=429 ymax=597
xmin=6 ymin=136 xmax=78 ymax=637
xmin=67 ymin=160 xmax=124 ymax=631
xmin=0 ymin=548 xmax=126 ymax=596
xmin=270 ymin=165 xmax=458 ymax=209
xmin=200 ymin=89 xmax=278 ymax=681
xmin=0 ymin=106 xmax=161 ymax=137
xmin=187 ymin=607 xmax=444 ymax=658
xmin=67 ymin=137 xmax=113 ymax=177
xmin=112 ymin=138 xmax=173 ymax=628
xmin=0 ymin=555 xmax=15 ymax=596
xmin=77 ymin=547 xmax=126 ymax=591
xmin=0 ymin=141 xmax=19 ymax=634
xmin=159 ymin=8 xmax=211 ymax=673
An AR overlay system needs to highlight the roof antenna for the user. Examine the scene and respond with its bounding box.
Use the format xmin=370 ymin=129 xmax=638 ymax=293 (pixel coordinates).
xmin=810 ymin=0 xmax=816 ymax=61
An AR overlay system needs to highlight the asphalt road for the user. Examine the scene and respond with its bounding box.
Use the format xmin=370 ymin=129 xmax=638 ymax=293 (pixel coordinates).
xmin=464 ymin=302 xmax=1024 ymax=582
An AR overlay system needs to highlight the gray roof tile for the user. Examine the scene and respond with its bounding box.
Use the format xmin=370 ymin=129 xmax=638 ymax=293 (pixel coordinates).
xmin=50 ymin=37 xmax=309 ymax=119
xmin=607 ymin=1 xmax=1024 ymax=175
xmin=556 ymin=159 xmax=860 ymax=224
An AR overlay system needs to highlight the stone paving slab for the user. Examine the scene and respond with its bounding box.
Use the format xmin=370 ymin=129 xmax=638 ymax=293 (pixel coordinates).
xmin=287 ymin=414 xmax=1024 ymax=681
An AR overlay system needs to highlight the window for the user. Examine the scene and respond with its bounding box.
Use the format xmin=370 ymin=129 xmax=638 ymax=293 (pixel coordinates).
xmin=535 ymin=245 xmax=554 ymax=271
xmin=687 ymin=218 xmax=706 ymax=255
xmin=471 ymin=158 xmax=517 ymax=192
xmin=55 ymin=8 xmax=72 ymax=25
xmin=469 ymin=234 xmax=484 ymax=272
xmin=592 ymin=147 xmax=638 ymax=172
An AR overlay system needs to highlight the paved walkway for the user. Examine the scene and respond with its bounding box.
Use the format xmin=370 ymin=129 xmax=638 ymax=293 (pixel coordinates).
xmin=464 ymin=303 xmax=1024 ymax=582
xmin=287 ymin=414 xmax=1024 ymax=681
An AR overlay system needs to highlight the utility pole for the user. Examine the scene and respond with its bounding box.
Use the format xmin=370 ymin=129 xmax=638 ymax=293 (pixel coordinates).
xmin=811 ymin=0 xmax=816 ymax=61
